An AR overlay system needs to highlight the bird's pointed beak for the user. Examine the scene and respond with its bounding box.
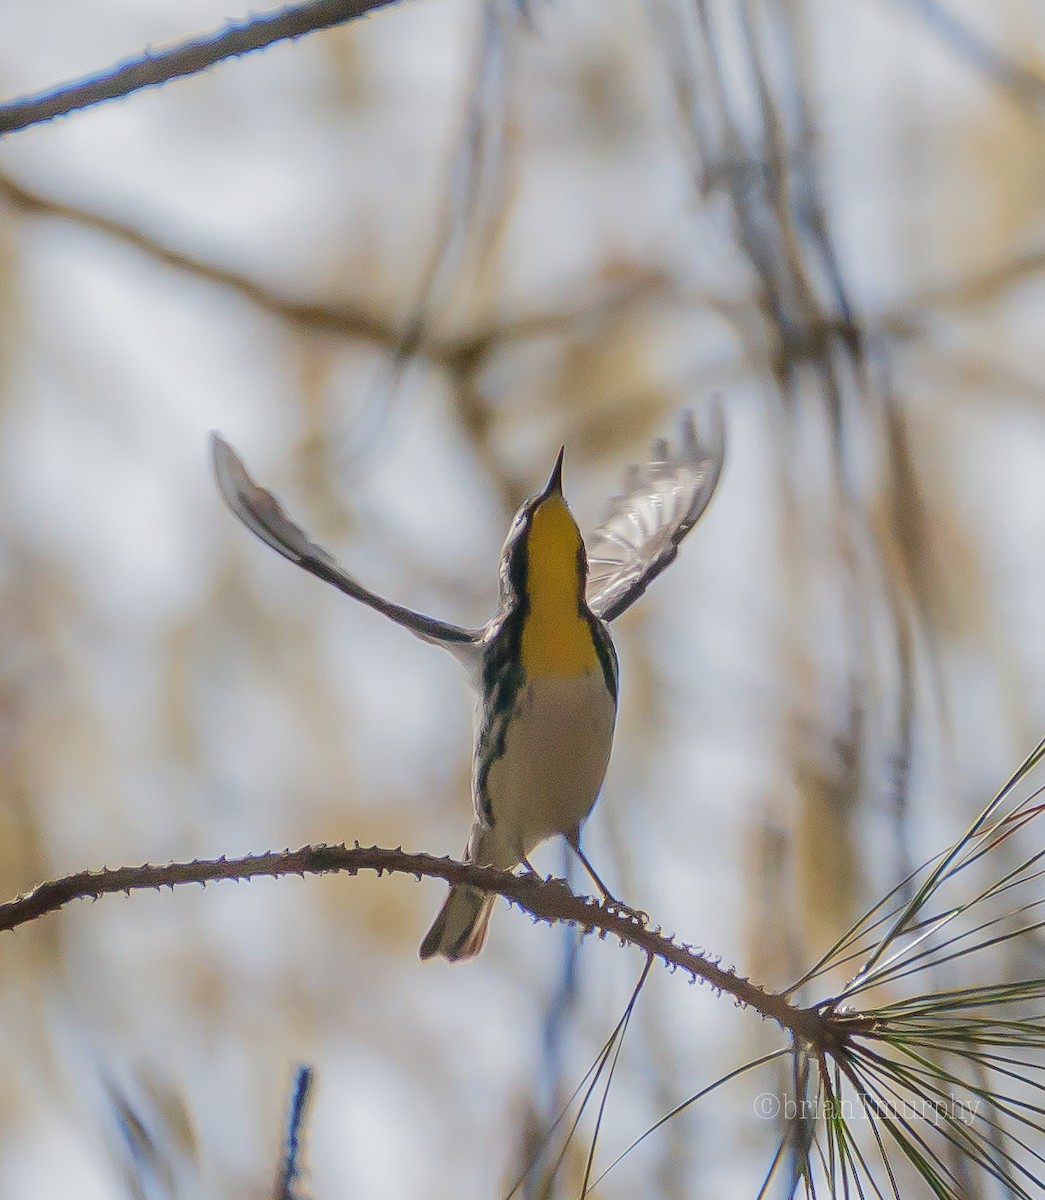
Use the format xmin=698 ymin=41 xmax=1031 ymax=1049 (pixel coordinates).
xmin=543 ymin=446 xmax=565 ymax=497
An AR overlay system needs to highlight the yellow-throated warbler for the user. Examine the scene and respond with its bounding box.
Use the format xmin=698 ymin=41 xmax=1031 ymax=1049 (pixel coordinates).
xmin=211 ymin=403 xmax=725 ymax=960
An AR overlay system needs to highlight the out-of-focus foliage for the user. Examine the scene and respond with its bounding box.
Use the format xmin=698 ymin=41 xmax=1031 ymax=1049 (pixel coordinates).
xmin=1 ymin=0 xmax=1045 ymax=1196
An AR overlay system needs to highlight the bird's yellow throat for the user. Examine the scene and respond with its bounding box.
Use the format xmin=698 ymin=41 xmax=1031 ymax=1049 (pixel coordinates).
xmin=519 ymin=494 xmax=599 ymax=678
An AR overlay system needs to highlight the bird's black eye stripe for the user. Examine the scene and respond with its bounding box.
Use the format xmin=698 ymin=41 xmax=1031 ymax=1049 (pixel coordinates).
xmin=575 ymin=539 xmax=589 ymax=613
xmin=507 ymin=530 xmax=529 ymax=601
xmin=501 ymin=505 xmax=536 ymax=607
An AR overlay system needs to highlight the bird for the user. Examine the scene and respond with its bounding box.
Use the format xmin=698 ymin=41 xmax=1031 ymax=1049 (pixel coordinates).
xmin=210 ymin=401 xmax=725 ymax=961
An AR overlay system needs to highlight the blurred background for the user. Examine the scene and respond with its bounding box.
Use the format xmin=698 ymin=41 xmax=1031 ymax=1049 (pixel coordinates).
xmin=1 ymin=0 xmax=1045 ymax=1195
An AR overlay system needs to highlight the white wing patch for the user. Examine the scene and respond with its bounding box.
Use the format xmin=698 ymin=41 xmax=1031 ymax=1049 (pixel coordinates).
xmin=584 ymin=399 xmax=726 ymax=622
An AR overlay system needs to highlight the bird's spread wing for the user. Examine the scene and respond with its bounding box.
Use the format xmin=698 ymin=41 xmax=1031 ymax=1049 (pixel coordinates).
xmin=584 ymin=399 xmax=726 ymax=622
xmin=211 ymin=434 xmax=480 ymax=657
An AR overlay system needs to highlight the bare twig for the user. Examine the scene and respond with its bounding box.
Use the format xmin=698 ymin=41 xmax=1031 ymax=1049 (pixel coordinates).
xmin=0 ymin=0 xmax=404 ymax=137
xmin=0 ymin=842 xmax=849 ymax=1046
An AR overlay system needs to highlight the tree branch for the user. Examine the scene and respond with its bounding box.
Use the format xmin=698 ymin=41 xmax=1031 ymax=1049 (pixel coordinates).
xmin=0 ymin=170 xmax=405 ymax=350
xmin=0 ymin=0 xmax=403 ymax=137
xmin=0 ymin=842 xmax=839 ymax=1045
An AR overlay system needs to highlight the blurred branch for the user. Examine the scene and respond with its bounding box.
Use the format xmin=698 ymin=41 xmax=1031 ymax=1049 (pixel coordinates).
xmin=0 ymin=170 xmax=403 ymax=349
xmin=106 ymin=1081 xmax=184 ymax=1199
xmin=908 ymin=243 xmax=1045 ymax=314
xmin=0 ymin=842 xmax=858 ymax=1045
xmin=0 ymin=0 xmax=403 ymax=136
xmin=895 ymin=0 xmax=1045 ymax=112
xmin=365 ymin=0 xmax=517 ymax=391
xmin=272 ymin=1067 xmax=315 ymax=1200
xmin=0 ymin=171 xmax=697 ymax=390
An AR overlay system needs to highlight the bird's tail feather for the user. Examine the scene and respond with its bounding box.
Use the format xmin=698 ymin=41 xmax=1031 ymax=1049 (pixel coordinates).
xmin=418 ymin=886 xmax=494 ymax=961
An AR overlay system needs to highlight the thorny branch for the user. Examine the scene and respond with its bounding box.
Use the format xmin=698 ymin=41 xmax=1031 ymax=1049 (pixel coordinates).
xmin=0 ymin=842 xmax=850 ymax=1048
xmin=0 ymin=0 xmax=403 ymax=137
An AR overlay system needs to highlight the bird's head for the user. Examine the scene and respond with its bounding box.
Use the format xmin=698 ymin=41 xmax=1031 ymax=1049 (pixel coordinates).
xmin=498 ymin=447 xmax=588 ymax=612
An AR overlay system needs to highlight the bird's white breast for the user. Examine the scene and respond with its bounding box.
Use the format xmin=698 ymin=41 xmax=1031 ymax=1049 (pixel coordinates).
xmin=476 ymin=669 xmax=617 ymax=863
